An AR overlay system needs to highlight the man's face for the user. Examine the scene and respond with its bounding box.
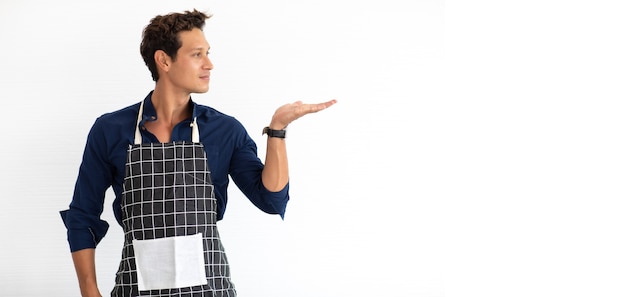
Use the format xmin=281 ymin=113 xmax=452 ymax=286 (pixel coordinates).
xmin=168 ymin=28 xmax=213 ymax=94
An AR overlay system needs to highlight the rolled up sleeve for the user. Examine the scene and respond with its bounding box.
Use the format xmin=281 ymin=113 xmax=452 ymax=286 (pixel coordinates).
xmin=60 ymin=117 xmax=114 ymax=252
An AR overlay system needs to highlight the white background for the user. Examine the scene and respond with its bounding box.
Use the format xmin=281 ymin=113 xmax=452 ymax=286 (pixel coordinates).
xmin=0 ymin=0 xmax=624 ymax=296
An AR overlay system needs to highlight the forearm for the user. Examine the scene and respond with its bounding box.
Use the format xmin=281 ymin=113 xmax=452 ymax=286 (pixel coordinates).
xmin=262 ymin=136 xmax=289 ymax=192
xmin=71 ymin=248 xmax=102 ymax=297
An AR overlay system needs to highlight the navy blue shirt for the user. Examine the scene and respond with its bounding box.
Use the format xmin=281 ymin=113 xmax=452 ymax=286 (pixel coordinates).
xmin=61 ymin=92 xmax=289 ymax=252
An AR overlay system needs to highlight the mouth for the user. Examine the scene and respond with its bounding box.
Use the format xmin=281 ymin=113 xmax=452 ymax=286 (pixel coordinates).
xmin=200 ymin=73 xmax=211 ymax=81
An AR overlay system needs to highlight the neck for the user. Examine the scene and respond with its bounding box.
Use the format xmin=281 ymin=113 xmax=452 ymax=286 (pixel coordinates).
xmin=151 ymin=83 xmax=192 ymax=125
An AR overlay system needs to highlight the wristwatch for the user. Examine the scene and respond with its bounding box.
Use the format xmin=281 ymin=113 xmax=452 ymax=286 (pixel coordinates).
xmin=262 ymin=126 xmax=287 ymax=138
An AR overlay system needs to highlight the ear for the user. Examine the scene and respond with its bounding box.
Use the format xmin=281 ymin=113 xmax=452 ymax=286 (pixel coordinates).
xmin=154 ymin=50 xmax=171 ymax=72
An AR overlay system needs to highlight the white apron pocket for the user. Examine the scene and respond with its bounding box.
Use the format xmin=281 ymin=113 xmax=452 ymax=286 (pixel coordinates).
xmin=132 ymin=233 xmax=207 ymax=291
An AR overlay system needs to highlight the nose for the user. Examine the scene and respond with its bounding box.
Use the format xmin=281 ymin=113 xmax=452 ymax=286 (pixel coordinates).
xmin=204 ymin=55 xmax=214 ymax=70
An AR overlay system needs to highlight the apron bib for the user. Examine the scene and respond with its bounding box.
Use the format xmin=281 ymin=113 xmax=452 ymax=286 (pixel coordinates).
xmin=111 ymin=101 xmax=236 ymax=297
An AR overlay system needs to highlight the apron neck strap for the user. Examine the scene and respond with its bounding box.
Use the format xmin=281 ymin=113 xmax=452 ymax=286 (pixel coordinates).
xmin=133 ymin=101 xmax=144 ymax=145
xmin=134 ymin=100 xmax=200 ymax=144
xmin=190 ymin=117 xmax=200 ymax=143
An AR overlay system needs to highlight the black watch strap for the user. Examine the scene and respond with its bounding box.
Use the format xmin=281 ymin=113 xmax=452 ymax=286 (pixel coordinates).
xmin=262 ymin=126 xmax=287 ymax=138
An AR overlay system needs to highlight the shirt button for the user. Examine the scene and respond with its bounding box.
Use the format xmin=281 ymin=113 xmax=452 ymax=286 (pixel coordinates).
xmin=141 ymin=126 xmax=146 ymax=131
xmin=150 ymin=116 xmax=156 ymax=120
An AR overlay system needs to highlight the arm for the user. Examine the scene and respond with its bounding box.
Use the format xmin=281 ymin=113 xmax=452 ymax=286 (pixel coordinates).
xmin=261 ymin=100 xmax=337 ymax=191
xmin=61 ymin=117 xmax=114 ymax=296
xmin=261 ymin=136 xmax=288 ymax=191
xmin=71 ymin=248 xmax=102 ymax=297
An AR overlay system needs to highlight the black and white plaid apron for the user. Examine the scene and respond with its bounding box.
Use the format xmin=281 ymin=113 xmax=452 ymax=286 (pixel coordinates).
xmin=111 ymin=101 xmax=236 ymax=297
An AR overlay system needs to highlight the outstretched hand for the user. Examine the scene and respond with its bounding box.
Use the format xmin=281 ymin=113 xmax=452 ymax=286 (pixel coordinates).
xmin=269 ymin=99 xmax=337 ymax=130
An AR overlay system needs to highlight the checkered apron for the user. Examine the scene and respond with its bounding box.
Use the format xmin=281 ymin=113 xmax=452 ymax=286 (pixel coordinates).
xmin=111 ymin=101 xmax=236 ymax=297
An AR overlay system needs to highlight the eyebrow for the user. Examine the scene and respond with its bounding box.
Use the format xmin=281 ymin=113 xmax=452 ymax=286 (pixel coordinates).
xmin=190 ymin=46 xmax=210 ymax=51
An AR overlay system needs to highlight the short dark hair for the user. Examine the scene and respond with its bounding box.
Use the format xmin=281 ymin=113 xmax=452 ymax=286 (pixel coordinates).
xmin=140 ymin=9 xmax=212 ymax=81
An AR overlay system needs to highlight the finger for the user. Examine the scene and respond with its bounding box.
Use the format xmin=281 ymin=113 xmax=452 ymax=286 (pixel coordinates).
xmin=301 ymin=104 xmax=322 ymax=114
xmin=323 ymin=99 xmax=337 ymax=108
xmin=307 ymin=100 xmax=337 ymax=113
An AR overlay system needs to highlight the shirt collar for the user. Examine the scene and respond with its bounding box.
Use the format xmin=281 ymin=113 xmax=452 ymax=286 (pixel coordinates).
xmin=141 ymin=91 xmax=198 ymax=122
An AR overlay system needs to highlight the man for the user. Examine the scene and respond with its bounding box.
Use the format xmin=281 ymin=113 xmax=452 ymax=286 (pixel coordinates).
xmin=60 ymin=9 xmax=335 ymax=297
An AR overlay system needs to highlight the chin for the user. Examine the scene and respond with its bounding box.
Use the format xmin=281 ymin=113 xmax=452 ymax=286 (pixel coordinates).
xmin=192 ymin=87 xmax=210 ymax=94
